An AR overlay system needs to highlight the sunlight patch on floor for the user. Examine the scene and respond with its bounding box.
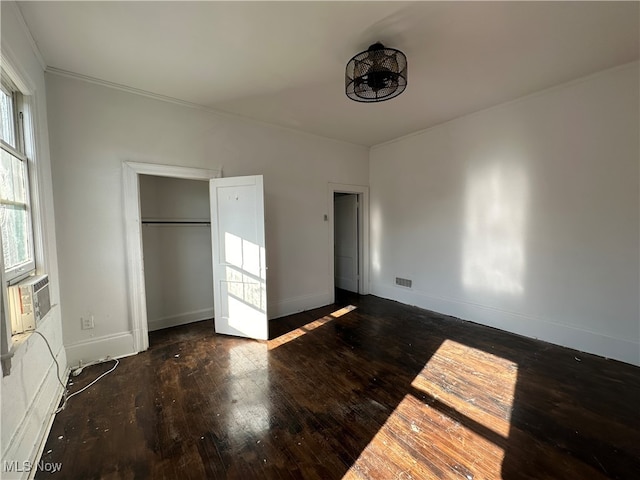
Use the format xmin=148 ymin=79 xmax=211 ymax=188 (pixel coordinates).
xmin=344 ymin=393 xmax=504 ymax=480
xmin=345 ymin=339 xmax=518 ymax=479
xmin=330 ymin=304 xmax=357 ymax=318
xmin=413 ymin=339 xmax=518 ymax=437
xmin=268 ymin=305 xmax=357 ymax=350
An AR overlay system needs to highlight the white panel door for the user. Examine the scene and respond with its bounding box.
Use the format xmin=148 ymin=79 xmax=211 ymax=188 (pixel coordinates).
xmin=334 ymin=194 xmax=359 ymax=293
xmin=210 ymin=175 xmax=268 ymax=340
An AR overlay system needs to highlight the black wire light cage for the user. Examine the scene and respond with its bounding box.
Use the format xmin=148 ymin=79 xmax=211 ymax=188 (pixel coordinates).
xmin=345 ymin=42 xmax=408 ymax=102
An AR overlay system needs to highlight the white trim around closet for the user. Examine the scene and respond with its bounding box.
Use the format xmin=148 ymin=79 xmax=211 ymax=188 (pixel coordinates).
xmin=122 ymin=161 xmax=221 ymax=353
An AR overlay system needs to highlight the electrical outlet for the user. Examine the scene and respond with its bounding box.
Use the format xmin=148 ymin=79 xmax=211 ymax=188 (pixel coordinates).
xmin=81 ymin=315 xmax=95 ymax=330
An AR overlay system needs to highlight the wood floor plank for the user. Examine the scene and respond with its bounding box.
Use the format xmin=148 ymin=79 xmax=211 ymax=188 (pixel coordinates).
xmin=36 ymin=291 xmax=639 ymax=479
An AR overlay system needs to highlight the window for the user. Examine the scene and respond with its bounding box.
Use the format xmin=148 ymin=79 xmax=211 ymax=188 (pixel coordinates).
xmin=0 ymin=72 xmax=35 ymax=283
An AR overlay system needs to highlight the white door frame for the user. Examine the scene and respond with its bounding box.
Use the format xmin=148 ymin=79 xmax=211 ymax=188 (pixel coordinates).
xmin=123 ymin=161 xmax=221 ymax=352
xmin=327 ymin=183 xmax=370 ymax=303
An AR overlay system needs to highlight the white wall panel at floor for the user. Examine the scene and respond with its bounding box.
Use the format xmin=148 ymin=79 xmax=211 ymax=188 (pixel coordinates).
xmin=370 ymin=62 xmax=639 ymax=366
xmin=46 ymin=73 xmax=368 ymax=364
xmin=1 ymin=2 xmax=66 ymax=476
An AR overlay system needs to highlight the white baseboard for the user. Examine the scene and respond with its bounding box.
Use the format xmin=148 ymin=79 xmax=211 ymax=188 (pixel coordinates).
xmin=1 ymin=347 xmax=68 ymax=480
xmin=64 ymin=332 xmax=136 ymax=368
xmin=148 ymin=307 xmax=214 ymax=332
xmin=65 ymin=292 xmax=333 ymax=367
xmin=371 ymin=282 xmax=640 ymax=367
xmin=268 ymin=292 xmax=333 ymax=320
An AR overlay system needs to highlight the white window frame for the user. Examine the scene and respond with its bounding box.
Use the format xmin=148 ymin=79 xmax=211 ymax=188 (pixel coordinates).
xmin=1 ymin=72 xmax=36 ymax=284
xmin=0 ymin=50 xmax=49 ymax=374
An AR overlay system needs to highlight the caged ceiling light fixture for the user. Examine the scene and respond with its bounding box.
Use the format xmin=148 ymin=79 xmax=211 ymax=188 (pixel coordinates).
xmin=345 ymin=42 xmax=407 ymax=103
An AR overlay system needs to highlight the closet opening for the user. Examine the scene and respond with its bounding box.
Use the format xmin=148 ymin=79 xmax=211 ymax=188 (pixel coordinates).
xmin=139 ymin=175 xmax=214 ymax=334
xmin=124 ymin=163 xmax=268 ymax=352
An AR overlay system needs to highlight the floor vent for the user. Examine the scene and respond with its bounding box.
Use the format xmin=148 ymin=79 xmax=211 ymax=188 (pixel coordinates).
xmin=395 ymin=277 xmax=412 ymax=288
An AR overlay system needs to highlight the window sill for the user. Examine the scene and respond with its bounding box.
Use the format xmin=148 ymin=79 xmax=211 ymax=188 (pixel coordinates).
xmin=3 ymin=305 xmax=58 ymax=376
xmin=10 ymin=330 xmax=33 ymax=353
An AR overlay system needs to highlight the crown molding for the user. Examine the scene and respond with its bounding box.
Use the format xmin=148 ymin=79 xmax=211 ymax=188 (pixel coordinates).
xmin=45 ymin=66 xmax=209 ymax=111
xmin=45 ymin=67 xmax=367 ymax=149
xmin=10 ymin=1 xmax=47 ymax=71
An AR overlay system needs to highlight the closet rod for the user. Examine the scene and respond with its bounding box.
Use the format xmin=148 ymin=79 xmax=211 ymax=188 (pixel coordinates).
xmin=142 ymin=220 xmax=210 ymax=225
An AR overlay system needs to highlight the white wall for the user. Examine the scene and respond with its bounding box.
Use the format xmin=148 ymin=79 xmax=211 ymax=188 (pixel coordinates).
xmin=45 ymin=73 xmax=369 ymax=365
xmin=370 ymin=62 xmax=639 ymax=366
xmin=0 ymin=2 xmax=66 ymax=477
xmin=139 ymin=175 xmax=214 ymax=331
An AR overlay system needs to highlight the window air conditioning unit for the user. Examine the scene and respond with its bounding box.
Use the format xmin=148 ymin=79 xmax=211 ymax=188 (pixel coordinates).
xmin=8 ymin=274 xmax=52 ymax=335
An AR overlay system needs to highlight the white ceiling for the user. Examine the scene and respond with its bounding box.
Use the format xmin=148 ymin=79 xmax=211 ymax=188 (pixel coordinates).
xmin=17 ymin=1 xmax=640 ymax=146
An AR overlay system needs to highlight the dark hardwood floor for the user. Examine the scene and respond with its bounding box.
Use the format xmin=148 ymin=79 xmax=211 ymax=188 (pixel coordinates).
xmin=37 ymin=291 xmax=639 ymax=479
